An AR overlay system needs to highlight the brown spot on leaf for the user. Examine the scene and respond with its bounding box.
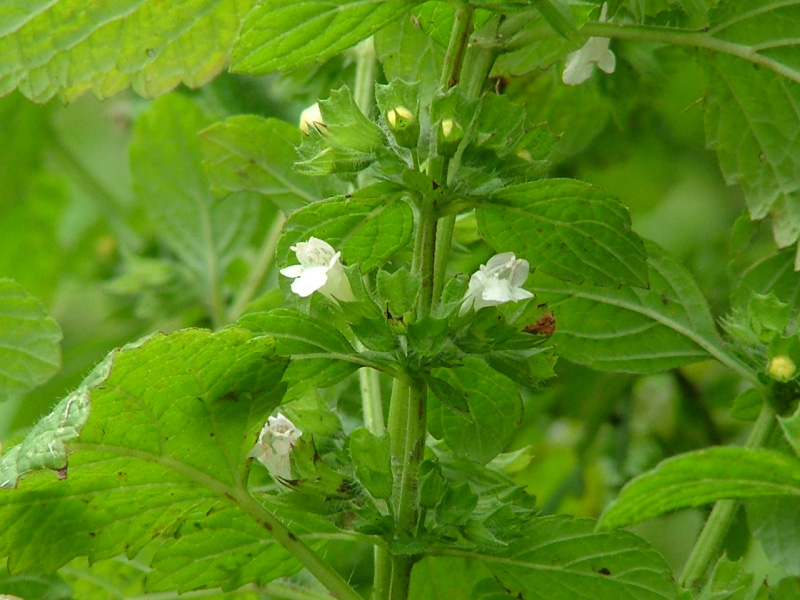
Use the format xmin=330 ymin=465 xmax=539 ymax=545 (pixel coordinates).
xmin=56 ymin=467 xmax=68 ymax=480
xmin=598 ymin=567 xmax=611 ymax=576
xmin=524 ymin=312 xmax=556 ymax=336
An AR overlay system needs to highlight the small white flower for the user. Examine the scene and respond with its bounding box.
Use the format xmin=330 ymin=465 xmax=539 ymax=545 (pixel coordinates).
xmin=249 ymin=413 xmax=303 ymax=481
xmin=299 ymin=103 xmax=326 ymax=135
xmin=562 ymin=3 xmax=616 ymax=86
xmin=460 ymin=252 xmax=534 ymax=315
xmin=280 ymin=237 xmax=355 ymax=302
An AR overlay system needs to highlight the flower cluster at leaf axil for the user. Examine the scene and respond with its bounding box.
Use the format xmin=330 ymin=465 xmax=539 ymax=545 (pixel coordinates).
xmin=562 ymin=3 xmax=616 ymax=86
xmin=249 ymin=413 xmax=302 ymax=481
xmin=280 ymin=237 xmax=355 ymax=301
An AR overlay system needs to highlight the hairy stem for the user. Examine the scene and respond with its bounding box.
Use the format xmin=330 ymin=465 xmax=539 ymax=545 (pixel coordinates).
xmin=679 ymin=403 xmax=777 ymax=589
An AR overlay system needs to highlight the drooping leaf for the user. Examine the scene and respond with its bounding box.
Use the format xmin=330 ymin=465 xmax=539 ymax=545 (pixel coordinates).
xmin=701 ymin=1 xmax=800 ymax=253
xmin=0 ymin=279 xmax=61 ymax=403
xmin=431 ymin=516 xmax=677 ymax=600
xmin=748 ymin=497 xmax=800 ymax=578
xmin=200 ymin=115 xmax=334 ymax=212
xmin=532 ymin=240 xmax=738 ymax=373
xmin=0 ymin=0 xmax=256 ymax=103
xmin=232 ymin=1 xmax=415 ymax=74
xmin=0 ymin=328 xmax=307 ymax=593
xmin=130 ymin=94 xmax=259 ymax=318
xmin=428 ymin=358 xmax=522 ymax=464
xmin=238 ymin=309 xmax=360 ymax=388
xmin=477 ymin=179 xmax=649 ymax=288
xmin=600 ymin=447 xmax=800 ymax=529
xmin=277 ymin=183 xmax=414 ymax=273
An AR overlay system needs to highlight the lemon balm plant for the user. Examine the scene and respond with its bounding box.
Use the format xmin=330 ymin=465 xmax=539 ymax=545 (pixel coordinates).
xmin=1 ymin=1 xmax=800 ymax=600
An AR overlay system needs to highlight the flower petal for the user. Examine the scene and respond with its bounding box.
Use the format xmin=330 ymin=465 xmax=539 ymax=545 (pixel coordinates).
xmin=290 ymin=267 xmax=329 ymax=297
xmin=280 ymin=264 xmax=305 ymax=278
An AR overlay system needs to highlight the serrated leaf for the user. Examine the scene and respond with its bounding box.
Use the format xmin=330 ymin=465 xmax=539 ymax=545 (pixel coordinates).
xmin=600 ymin=447 xmax=800 ymax=529
xmin=477 ymin=179 xmax=649 ymax=288
xmin=0 ymin=0 xmax=256 ymax=103
xmin=532 ymin=240 xmax=734 ymax=373
xmin=131 ymin=95 xmax=259 ymax=319
xmin=232 ymin=1 xmax=415 ymax=74
xmin=748 ymin=497 xmax=800 ymax=578
xmin=237 ymin=309 xmax=360 ymax=388
xmin=374 ymin=7 xmax=445 ymax=102
xmin=0 ymin=328 xmax=308 ymax=593
xmin=699 ymin=556 xmax=758 ymax=600
xmin=349 ymin=428 xmax=393 ymax=499
xmin=200 ymin=115 xmax=333 ymax=212
xmin=428 ymin=358 xmax=522 ymax=464
xmin=442 ymin=516 xmax=678 ymax=600
xmin=277 ymin=183 xmax=414 ymax=273
xmin=780 ymin=405 xmax=800 ymax=458
xmin=701 ymin=0 xmax=800 ymax=251
xmin=0 ymin=279 xmax=61 ymax=402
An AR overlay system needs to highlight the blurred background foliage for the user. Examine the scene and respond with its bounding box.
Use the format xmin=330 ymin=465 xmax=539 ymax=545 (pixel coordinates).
xmin=0 ymin=28 xmax=777 ymax=582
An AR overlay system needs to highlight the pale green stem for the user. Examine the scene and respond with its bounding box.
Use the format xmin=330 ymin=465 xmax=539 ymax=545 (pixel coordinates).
xmin=228 ymin=211 xmax=285 ymax=322
xmin=359 ymin=363 xmax=385 ymax=436
xmin=679 ymin=403 xmax=777 ymax=590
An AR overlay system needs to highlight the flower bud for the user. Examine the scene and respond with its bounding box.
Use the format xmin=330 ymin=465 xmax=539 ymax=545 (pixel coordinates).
xmin=768 ymin=355 xmax=796 ymax=381
xmin=299 ymin=103 xmax=326 ymax=136
xmin=437 ymin=118 xmax=464 ymax=156
xmin=386 ymin=105 xmax=419 ymax=149
xmin=249 ymin=414 xmax=302 ymax=482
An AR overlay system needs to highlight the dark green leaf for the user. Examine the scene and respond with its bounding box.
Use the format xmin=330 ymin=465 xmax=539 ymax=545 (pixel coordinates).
xmin=232 ymin=1 xmax=415 ymax=74
xmin=0 ymin=280 xmax=61 ymax=402
xmin=748 ymin=497 xmax=800 ymax=578
xmin=533 ymin=241 xmax=735 ymax=373
xmin=600 ymin=447 xmax=800 ymax=529
xmin=477 ymin=179 xmax=649 ymax=288
xmin=200 ymin=116 xmax=333 ymax=211
xmin=428 ymin=358 xmax=522 ymax=464
xmin=278 ymin=183 xmax=414 ymax=273
xmin=0 ymin=328 xmax=304 ymax=593
xmin=0 ymin=0 xmax=256 ymax=102
xmin=238 ymin=309 xmax=360 ymax=388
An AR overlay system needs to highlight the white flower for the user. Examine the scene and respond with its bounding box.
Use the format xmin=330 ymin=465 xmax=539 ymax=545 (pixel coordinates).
xmin=562 ymin=3 xmax=616 ymax=86
xmin=249 ymin=413 xmax=303 ymax=481
xmin=280 ymin=237 xmax=355 ymax=302
xmin=460 ymin=252 xmax=534 ymax=315
xmin=299 ymin=103 xmax=326 ymax=135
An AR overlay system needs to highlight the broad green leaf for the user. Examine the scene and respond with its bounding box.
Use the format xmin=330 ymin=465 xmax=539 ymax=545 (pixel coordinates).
xmin=0 ymin=279 xmax=61 ymax=402
xmin=532 ymin=240 xmax=734 ymax=373
xmin=477 ymin=179 xmax=649 ymax=288
xmin=238 ymin=309 xmax=360 ymax=388
xmin=409 ymin=557 xmax=492 ymax=600
xmin=349 ymin=428 xmax=393 ymax=499
xmin=232 ymin=1 xmax=415 ymax=74
xmin=200 ymin=116 xmax=332 ymax=212
xmin=0 ymin=564 xmax=70 ymax=600
xmin=748 ymin=498 xmax=800 ymax=577
xmin=600 ymin=447 xmax=800 ymax=529
xmin=428 ymin=358 xmax=522 ymax=464
xmin=374 ymin=6 xmax=445 ymax=102
xmin=0 ymin=328 xmax=307 ymax=593
xmin=780 ymin=405 xmax=800 ymax=458
xmin=0 ymin=0 xmax=256 ymax=103
xmin=701 ymin=1 xmax=800 ymax=252
xmin=277 ymin=183 xmax=414 ymax=273
xmin=437 ymin=516 xmax=677 ymax=600
xmin=698 ymin=556 xmax=759 ymax=600
xmin=131 ymin=95 xmax=259 ymax=318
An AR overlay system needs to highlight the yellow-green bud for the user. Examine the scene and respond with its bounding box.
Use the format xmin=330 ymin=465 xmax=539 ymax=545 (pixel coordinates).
xmin=437 ymin=118 xmax=464 ymax=156
xmin=386 ymin=105 xmax=418 ymax=149
xmin=387 ymin=105 xmax=414 ymax=129
xmin=299 ymin=103 xmax=326 ymax=136
xmin=769 ymin=355 xmax=796 ymax=381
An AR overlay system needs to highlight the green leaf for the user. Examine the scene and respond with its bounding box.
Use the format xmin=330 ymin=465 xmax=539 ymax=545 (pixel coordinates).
xmin=200 ymin=115 xmax=334 ymax=212
xmin=409 ymin=557 xmax=492 ymax=600
xmin=0 ymin=280 xmax=62 ymax=402
xmin=441 ymin=516 xmax=678 ymax=600
xmin=349 ymin=428 xmax=393 ymax=499
xmin=130 ymin=95 xmax=259 ymax=319
xmin=701 ymin=0 xmax=800 ymax=251
xmin=232 ymin=1 xmax=415 ymax=74
xmin=0 ymin=328 xmax=305 ymax=593
xmin=600 ymin=447 xmax=800 ymax=529
xmin=780 ymin=405 xmax=800 ymax=458
xmin=428 ymin=358 xmax=522 ymax=464
xmin=532 ymin=0 xmax=577 ymax=38
xmin=477 ymin=179 xmax=649 ymax=288
xmin=533 ymin=240 xmax=733 ymax=373
xmin=748 ymin=497 xmax=800 ymax=578
xmin=0 ymin=0 xmax=256 ymax=103
xmin=698 ymin=556 xmax=759 ymax=600
xmin=278 ymin=183 xmax=414 ymax=273
xmin=374 ymin=8 xmax=444 ymax=102
xmin=237 ymin=309 xmax=360 ymax=388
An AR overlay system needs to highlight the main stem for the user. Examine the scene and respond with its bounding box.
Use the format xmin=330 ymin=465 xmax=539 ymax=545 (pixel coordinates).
xmin=679 ymin=403 xmax=777 ymax=589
